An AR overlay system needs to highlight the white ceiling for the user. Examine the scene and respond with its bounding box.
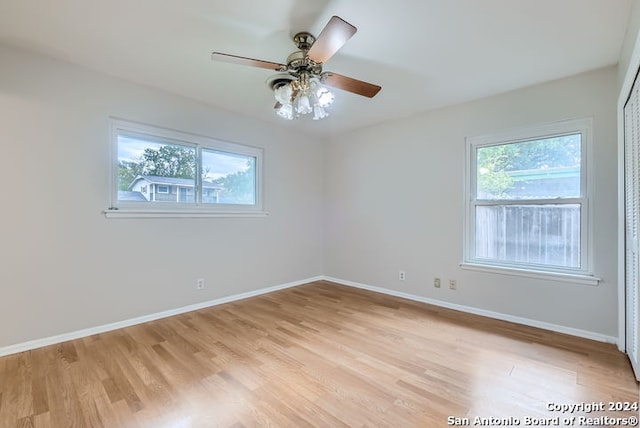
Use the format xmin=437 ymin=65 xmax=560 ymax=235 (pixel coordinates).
xmin=0 ymin=0 xmax=633 ymax=137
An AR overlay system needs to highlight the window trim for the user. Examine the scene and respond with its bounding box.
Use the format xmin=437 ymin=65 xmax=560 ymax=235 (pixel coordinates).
xmin=463 ymin=117 xmax=597 ymax=284
xmin=105 ymin=118 xmax=267 ymax=218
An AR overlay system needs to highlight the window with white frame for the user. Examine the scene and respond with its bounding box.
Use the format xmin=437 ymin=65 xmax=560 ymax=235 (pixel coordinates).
xmin=108 ymin=119 xmax=264 ymax=217
xmin=464 ymin=118 xmax=594 ymax=280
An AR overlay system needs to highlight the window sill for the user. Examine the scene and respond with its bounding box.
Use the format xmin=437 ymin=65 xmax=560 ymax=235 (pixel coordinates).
xmin=104 ymin=209 xmax=269 ymax=219
xmin=459 ymin=262 xmax=600 ymax=286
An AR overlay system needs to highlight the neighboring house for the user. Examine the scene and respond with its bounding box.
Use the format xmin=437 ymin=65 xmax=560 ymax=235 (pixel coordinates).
xmin=507 ymin=166 xmax=580 ymax=199
xmin=126 ymin=175 xmax=223 ymax=203
xmin=478 ymin=166 xmax=580 ymax=200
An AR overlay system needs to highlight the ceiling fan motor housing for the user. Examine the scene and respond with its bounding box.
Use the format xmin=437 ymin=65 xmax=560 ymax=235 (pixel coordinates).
xmin=286 ymin=50 xmax=322 ymax=76
xmin=293 ymin=32 xmax=315 ymax=50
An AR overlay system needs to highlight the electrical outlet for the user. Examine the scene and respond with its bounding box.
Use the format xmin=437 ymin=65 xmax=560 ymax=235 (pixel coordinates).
xmin=434 ymin=277 xmax=441 ymax=288
xmin=196 ymin=278 xmax=205 ymax=290
xmin=449 ymin=279 xmax=457 ymax=290
xmin=399 ymin=271 xmax=406 ymax=281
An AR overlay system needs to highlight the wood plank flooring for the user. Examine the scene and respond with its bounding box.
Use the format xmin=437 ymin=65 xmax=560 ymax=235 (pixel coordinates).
xmin=0 ymin=281 xmax=637 ymax=427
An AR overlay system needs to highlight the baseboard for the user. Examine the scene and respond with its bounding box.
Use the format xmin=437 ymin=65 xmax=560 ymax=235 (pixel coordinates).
xmin=1 ymin=274 xmax=618 ymax=358
xmin=0 ymin=276 xmax=324 ymax=358
xmin=322 ymin=276 xmax=618 ymax=345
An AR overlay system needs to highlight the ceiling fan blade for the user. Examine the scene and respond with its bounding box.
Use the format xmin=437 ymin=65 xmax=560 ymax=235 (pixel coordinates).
xmin=211 ymin=52 xmax=286 ymax=71
xmin=323 ymin=72 xmax=381 ymax=98
xmin=307 ymin=16 xmax=357 ymax=64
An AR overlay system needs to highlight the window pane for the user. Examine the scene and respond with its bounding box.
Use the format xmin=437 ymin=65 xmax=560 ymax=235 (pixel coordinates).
xmin=475 ymin=204 xmax=580 ymax=269
xmin=117 ymin=135 xmax=196 ymax=203
xmin=476 ymin=134 xmax=581 ymax=200
xmin=202 ymin=149 xmax=256 ymax=205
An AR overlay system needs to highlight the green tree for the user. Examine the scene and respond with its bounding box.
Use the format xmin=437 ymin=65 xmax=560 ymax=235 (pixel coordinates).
xmin=118 ymin=145 xmax=196 ymax=190
xmin=477 ymin=144 xmax=517 ymax=198
xmin=476 ymin=135 xmax=581 ymax=198
xmin=139 ymin=145 xmax=195 ymax=178
xmin=215 ymin=160 xmax=255 ymax=204
xmin=507 ymin=136 xmax=580 ymax=171
xmin=118 ymin=160 xmax=143 ymax=191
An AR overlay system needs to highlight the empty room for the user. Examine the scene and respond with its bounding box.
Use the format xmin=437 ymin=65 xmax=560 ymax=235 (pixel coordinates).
xmin=1 ymin=1 xmax=639 ymax=427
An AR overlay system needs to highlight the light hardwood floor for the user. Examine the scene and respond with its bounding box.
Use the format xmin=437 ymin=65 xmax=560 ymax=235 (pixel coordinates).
xmin=0 ymin=281 xmax=638 ymax=427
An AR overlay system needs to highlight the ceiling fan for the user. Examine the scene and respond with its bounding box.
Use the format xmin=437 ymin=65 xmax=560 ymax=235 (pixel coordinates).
xmin=211 ymin=16 xmax=382 ymax=120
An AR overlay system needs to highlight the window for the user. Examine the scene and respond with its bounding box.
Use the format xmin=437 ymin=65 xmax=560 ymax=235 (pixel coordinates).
xmin=107 ymin=119 xmax=264 ymax=218
xmin=464 ymin=118 xmax=596 ymax=283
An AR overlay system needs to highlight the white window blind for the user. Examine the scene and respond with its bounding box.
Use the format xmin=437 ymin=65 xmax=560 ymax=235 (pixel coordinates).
xmin=624 ymin=76 xmax=640 ymax=380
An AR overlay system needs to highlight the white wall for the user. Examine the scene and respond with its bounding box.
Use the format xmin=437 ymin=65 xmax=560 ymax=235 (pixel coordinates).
xmin=0 ymin=45 xmax=324 ymax=349
xmin=0 ymin=40 xmax=623 ymax=350
xmin=324 ymin=66 xmax=619 ymax=337
xmin=618 ymin=0 xmax=640 ymax=89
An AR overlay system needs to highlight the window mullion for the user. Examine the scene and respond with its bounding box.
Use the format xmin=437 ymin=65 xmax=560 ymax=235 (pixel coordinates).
xmin=474 ymin=197 xmax=585 ymax=206
xmin=195 ymin=146 xmax=202 ymax=205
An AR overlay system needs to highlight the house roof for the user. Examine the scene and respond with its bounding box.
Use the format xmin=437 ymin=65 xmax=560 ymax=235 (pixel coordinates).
xmin=128 ymin=175 xmax=223 ymax=190
xmin=117 ymin=191 xmax=147 ymax=201
xmin=508 ymin=166 xmax=580 ymax=181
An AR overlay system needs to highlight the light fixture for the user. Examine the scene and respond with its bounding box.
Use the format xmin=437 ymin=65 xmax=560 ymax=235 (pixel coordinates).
xmin=272 ymin=72 xmax=334 ymax=121
xmin=216 ymin=17 xmax=382 ymax=124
